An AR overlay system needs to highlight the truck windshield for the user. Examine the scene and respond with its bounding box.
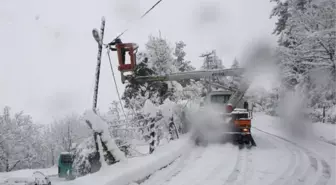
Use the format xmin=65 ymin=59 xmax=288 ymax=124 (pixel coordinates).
xmin=210 ymin=94 xmax=231 ymax=104
xmin=60 ymin=154 xmax=73 ymax=164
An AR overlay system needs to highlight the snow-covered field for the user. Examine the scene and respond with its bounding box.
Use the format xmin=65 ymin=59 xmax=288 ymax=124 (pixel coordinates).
xmin=1 ymin=113 xmax=335 ymax=185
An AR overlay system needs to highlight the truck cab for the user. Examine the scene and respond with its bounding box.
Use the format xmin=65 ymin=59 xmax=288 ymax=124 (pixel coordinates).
xmin=194 ymin=90 xmax=255 ymax=147
xmin=201 ymin=90 xmax=251 ymax=112
xmin=58 ymin=152 xmax=74 ymax=178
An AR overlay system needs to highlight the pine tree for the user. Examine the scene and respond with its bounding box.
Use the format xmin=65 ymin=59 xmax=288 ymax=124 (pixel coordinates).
xmin=122 ymin=52 xmax=167 ymax=110
xmin=146 ymin=35 xmax=176 ymax=75
xmin=173 ymin=41 xmax=195 ymax=72
xmin=231 ymin=58 xmax=239 ymax=68
xmin=270 ymin=0 xmax=290 ymax=36
xmin=173 ymin=41 xmax=196 ymax=87
xmin=228 ymin=58 xmax=240 ymax=90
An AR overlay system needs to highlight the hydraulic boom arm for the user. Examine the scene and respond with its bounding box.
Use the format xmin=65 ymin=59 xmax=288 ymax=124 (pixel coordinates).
xmin=125 ymin=67 xmax=249 ymax=109
xmin=126 ymin=68 xmax=245 ymax=83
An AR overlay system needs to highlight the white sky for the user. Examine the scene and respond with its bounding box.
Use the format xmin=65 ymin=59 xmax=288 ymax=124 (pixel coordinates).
xmin=0 ymin=0 xmax=278 ymax=124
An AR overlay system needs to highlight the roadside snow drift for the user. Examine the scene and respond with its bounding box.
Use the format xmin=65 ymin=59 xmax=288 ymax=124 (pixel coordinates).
xmin=56 ymin=135 xmax=192 ymax=185
xmin=83 ymin=110 xmax=126 ymax=161
xmin=0 ymin=167 xmax=57 ymax=184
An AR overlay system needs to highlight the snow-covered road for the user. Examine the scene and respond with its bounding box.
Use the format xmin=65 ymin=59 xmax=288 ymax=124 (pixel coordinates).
xmin=20 ymin=113 xmax=332 ymax=185
xmin=139 ymin=114 xmax=335 ymax=185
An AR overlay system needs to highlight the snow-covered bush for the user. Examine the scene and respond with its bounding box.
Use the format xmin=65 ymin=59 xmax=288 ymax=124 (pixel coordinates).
xmin=83 ymin=110 xmax=125 ymax=162
xmin=72 ymin=137 xmax=97 ymax=177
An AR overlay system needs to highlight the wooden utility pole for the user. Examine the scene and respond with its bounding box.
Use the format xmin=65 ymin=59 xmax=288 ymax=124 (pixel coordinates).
xmin=200 ymin=52 xmax=211 ymax=92
xmin=200 ymin=50 xmax=215 ymax=93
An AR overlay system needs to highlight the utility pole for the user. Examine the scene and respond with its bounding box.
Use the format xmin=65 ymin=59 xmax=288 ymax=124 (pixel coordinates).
xmin=200 ymin=51 xmax=214 ymax=93
xmin=213 ymin=50 xmax=216 ymax=68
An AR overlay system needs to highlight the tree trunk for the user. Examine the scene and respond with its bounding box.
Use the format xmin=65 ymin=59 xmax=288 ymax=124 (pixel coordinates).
xmin=5 ymin=158 xmax=9 ymax=172
xmin=51 ymin=148 xmax=55 ymax=166
xmin=322 ymin=106 xmax=326 ymax=123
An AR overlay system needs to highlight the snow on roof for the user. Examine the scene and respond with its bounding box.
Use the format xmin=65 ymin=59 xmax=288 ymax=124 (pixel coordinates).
xmin=60 ymin=152 xmax=71 ymax=154
xmin=231 ymin=108 xmax=248 ymax=114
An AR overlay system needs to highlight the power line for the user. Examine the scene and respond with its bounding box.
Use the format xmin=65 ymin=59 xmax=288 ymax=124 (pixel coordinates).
xmin=112 ymin=0 xmax=165 ymax=42
xmin=106 ymin=49 xmax=127 ymax=120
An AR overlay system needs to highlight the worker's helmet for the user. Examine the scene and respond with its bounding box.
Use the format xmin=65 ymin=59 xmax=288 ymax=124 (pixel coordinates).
xmin=114 ymin=38 xmax=122 ymax=43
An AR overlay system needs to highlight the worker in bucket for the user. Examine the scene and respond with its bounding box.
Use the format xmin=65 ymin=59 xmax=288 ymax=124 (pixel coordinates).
xmin=107 ymin=38 xmax=127 ymax=65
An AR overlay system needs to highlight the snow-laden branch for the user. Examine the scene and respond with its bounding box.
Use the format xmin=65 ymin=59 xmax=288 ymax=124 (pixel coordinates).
xmin=83 ymin=110 xmax=126 ymax=162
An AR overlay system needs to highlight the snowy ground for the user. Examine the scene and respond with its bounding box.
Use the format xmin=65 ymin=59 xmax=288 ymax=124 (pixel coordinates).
xmin=139 ymin=113 xmax=335 ymax=185
xmin=1 ymin=113 xmax=335 ymax=185
xmin=0 ymin=166 xmax=58 ymax=183
xmin=55 ymin=135 xmax=191 ymax=185
xmin=313 ymin=122 xmax=336 ymax=146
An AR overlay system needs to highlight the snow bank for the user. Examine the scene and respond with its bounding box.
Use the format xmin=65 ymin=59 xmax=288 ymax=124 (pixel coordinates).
xmin=312 ymin=122 xmax=336 ymax=146
xmin=253 ymin=112 xmax=336 ymax=145
xmin=56 ymin=135 xmax=191 ymax=185
xmin=326 ymin=105 xmax=336 ymax=123
xmin=0 ymin=167 xmax=57 ymax=183
xmin=253 ymin=113 xmax=336 ymax=185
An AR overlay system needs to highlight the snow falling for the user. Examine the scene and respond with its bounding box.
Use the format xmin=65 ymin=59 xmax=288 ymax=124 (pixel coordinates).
xmin=0 ymin=0 xmax=335 ymax=185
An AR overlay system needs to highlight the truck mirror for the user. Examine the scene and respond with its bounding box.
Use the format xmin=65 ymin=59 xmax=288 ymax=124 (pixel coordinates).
xmin=244 ymin=101 xmax=248 ymax=109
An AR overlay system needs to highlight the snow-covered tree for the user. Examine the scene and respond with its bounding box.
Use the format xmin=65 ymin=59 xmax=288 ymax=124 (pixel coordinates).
xmin=50 ymin=113 xmax=91 ymax=154
xmin=173 ymin=41 xmax=196 ymax=87
xmin=122 ymin=52 xmax=168 ymax=110
xmin=0 ymin=107 xmax=44 ymax=172
xmin=174 ymin=42 xmax=195 ymax=71
xmin=247 ymin=87 xmax=280 ymax=116
xmin=108 ymin=101 xmax=122 ymax=121
xmin=146 ymin=35 xmax=176 ymax=75
xmin=200 ymin=50 xmax=229 ymax=92
xmin=72 ymin=136 xmax=97 ymax=177
xmin=226 ymin=58 xmax=241 ymax=90
xmin=271 ymin=0 xmax=336 ymax=121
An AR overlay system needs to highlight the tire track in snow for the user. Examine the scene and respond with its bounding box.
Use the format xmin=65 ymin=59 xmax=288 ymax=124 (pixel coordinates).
xmin=218 ymin=144 xmax=257 ymax=185
xmin=253 ymin=127 xmax=332 ymax=185
xmin=172 ymin=144 xmax=238 ymax=185
xmin=266 ymin=134 xmax=298 ymax=185
xmin=224 ymin=147 xmax=247 ymax=185
xmin=297 ymin=155 xmax=319 ymax=184
xmin=247 ymin=129 xmax=303 ymax=185
xmin=150 ymin=144 xmax=240 ymax=185
xmin=255 ymin=128 xmax=320 ymax=185
xmin=193 ymin=150 xmax=235 ymax=185
xmin=282 ymin=140 xmax=310 ymax=185
xmin=192 ymin=144 xmax=240 ymax=185
xmin=315 ymin=158 xmax=331 ymax=185
xmin=139 ymin=146 xmax=206 ymax=185
xmin=235 ymin=148 xmax=254 ymax=185
xmin=161 ymin=147 xmax=206 ymax=185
